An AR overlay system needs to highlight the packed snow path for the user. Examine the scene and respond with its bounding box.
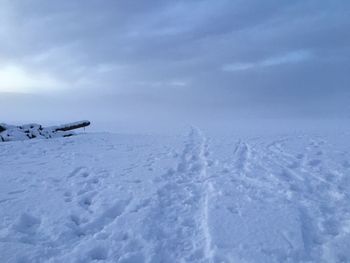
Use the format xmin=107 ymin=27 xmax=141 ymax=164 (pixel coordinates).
xmin=1 ymin=129 xmax=350 ymax=262
xmin=145 ymin=128 xmax=214 ymax=262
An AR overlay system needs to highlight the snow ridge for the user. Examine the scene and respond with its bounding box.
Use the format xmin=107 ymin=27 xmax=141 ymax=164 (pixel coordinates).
xmin=146 ymin=127 xmax=214 ymax=262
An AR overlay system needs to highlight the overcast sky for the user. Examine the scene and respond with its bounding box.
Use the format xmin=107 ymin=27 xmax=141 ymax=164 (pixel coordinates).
xmin=1 ymin=0 xmax=350 ymax=130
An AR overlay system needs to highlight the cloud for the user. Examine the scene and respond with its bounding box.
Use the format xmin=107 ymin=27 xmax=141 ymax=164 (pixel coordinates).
xmin=0 ymin=0 xmax=349 ymax=124
xmin=222 ymin=50 xmax=312 ymax=72
xmin=0 ymin=64 xmax=66 ymax=93
xmin=134 ymin=80 xmax=188 ymax=89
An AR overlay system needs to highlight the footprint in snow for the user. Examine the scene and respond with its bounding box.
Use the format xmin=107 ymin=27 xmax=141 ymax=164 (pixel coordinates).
xmin=67 ymin=214 xmax=87 ymax=237
xmin=316 ymin=151 xmax=323 ymax=156
xmin=130 ymin=198 xmax=152 ymax=213
xmin=12 ymin=212 xmax=41 ymax=235
xmin=0 ymin=197 xmax=17 ymax=204
xmin=85 ymin=245 xmax=108 ymax=261
xmin=68 ymin=167 xmax=90 ymax=178
xmin=64 ymin=191 xmax=73 ymax=203
xmin=287 ymin=161 xmax=300 ymax=169
xmin=66 ymin=198 xmax=132 ymax=239
xmin=78 ymin=192 xmax=97 ymax=211
xmin=321 ymin=218 xmax=340 ymax=236
xmin=7 ymin=189 xmax=26 ymax=195
xmin=118 ymin=252 xmax=145 ymax=263
xmin=81 ymin=198 xmax=132 ymax=236
xmin=296 ymin=153 xmax=304 ymax=160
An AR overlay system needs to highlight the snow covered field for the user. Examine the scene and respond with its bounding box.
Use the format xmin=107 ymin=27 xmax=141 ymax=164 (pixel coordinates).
xmin=1 ymin=128 xmax=350 ymax=262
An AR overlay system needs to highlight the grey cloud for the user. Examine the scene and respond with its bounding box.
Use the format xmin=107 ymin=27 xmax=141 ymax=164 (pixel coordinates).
xmin=0 ymin=0 xmax=350 ymax=126
xmin=222 ymin=50 xmax=313 ymax=71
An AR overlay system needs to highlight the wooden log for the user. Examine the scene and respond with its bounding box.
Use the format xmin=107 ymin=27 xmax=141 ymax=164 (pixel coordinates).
xmin=54 ymin=120 xmax=91 ymax=132
xmin=0 ymin=121 xmax=90 ymax=142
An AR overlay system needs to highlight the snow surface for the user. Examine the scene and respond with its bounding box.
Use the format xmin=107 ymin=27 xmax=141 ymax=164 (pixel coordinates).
xmin=1 ymin=128 xmax=350 ymax=262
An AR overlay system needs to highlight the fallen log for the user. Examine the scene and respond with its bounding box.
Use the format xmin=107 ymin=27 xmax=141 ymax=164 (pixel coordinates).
xmin=54 ymin=120 xmax=91 ymax=132
xmin=0 ymin=120 xmax=90 ymax=142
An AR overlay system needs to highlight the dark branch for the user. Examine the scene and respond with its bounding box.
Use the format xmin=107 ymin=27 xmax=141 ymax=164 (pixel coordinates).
xmin=54 ymin=121 xmax=91 ymax=132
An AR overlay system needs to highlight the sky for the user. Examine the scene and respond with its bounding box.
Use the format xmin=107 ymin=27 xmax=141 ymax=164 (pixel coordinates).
xmin=0 ymin=0 xmax=350 ymax=131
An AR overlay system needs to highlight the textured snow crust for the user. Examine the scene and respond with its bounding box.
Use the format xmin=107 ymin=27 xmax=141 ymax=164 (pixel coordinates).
xmin=1 ymin=129 xmax=350 ymax=262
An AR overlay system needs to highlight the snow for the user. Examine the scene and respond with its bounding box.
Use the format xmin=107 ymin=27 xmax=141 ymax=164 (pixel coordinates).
xmin=1 ymin=128 xmax=350 ymax=262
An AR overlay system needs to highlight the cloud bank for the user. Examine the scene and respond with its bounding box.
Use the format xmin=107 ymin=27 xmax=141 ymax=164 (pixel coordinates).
xmin=1 ymin=0 xmax=350 ymax=129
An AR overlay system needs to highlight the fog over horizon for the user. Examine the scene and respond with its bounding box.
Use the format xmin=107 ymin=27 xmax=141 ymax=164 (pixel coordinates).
xmin=1 ymin=1 xmax=350 ymax=132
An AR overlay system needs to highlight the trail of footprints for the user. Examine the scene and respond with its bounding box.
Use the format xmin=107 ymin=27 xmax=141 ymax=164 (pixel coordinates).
xmin=3 ymin=151 xmax=160 ymax=262
xmin=143 ymin=128 xmax=214 ymax=263
xmin=65 ymin=167 xmax=130 ymax=236
xmin=4 ymin=133 xmax=350 ymax=262
xmin=263 ymin=137 xmax=350 ymax=260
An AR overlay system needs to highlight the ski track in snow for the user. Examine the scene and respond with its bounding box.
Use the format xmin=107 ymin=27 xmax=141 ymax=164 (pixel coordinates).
xmin=144 ymin=128 xmax=214 ymax=262
xmin=1 ymin=130 xmax=350 ymax=262
xmin=260 ymin=136 xmax=350 ymax=261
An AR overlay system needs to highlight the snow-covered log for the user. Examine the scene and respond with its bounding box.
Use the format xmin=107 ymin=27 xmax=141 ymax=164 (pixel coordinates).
xmin=53 ymin=120 xmax=91 ymax=132
xmin=0 ymin=120 xmax=90 ymax=142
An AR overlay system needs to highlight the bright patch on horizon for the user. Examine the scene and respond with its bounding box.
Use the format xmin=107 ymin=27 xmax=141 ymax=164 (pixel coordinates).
xmin=0 ymin=65 xmax=63 ymax=93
